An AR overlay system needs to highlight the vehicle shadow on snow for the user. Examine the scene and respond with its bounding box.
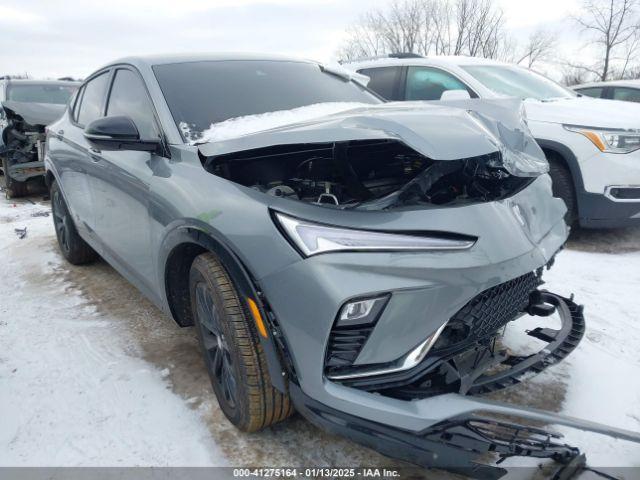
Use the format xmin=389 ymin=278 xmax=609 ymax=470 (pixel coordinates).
xmin=567 ymin=226 xmax=640 ymax=254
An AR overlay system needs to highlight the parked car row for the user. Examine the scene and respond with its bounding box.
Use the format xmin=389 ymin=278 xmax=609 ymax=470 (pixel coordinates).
xmin=36 ymin=52 xmax=640 ymax=479
xmin=344 ymin=55 xmax=640 ymax=229
xmin=573 ymin=79 xmax=640 ymax=103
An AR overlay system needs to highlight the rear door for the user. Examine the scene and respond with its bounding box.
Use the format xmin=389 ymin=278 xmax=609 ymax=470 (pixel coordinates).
xmin=49 ymin=71 xmax=110 ymax=240
xmin=88 ymin=67 xmax=164 ymax=290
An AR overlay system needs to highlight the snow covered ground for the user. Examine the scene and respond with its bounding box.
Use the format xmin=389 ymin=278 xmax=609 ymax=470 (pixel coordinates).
xmin=1 ymin=190 xmax=639 ymax=478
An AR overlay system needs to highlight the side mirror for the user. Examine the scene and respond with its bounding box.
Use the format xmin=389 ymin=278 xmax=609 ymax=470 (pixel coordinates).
xmin=440 ymin=90 xmax=472 ymax=101
xmin=84 ymin=115 xmax=159 ymax=152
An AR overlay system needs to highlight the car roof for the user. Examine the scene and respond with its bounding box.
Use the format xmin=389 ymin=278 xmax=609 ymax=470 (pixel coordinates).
xmin=343 ymin=55 xmax=508 ymax=71
xmin=102 ymin=52 xmax=317 ymax=70
xmin=573 ymin=79 xmax=640 ymax=89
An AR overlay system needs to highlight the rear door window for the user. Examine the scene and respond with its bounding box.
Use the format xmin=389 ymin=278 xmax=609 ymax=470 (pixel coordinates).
xmin=77 ymin=72 xmax=109 ymax=127
xmin=611 ymin=87 xmax=640 ymax=103
xmin=575 ymin=87 xmax=604 ymax=99
xmin=358 ymin=67 xmax=402 ymax=100
xmin=405 ymin=66 xmax=476 ymax=101
xmin=106 ymin=69 xmax=159 ymax=140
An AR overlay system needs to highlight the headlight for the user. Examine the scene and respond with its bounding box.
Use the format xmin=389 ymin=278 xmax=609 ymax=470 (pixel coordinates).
xmin=274 ymin=212 xmax=476 ymax=257
xmin=564 ymin=125 xmax=640 ymax=153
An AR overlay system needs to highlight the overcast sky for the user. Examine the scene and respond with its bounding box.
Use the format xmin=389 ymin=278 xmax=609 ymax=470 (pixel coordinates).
xmin=0 ymin=0 xmax=584 ymax=80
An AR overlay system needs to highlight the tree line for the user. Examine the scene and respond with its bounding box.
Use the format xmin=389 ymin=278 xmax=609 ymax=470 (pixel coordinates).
xmin=337 ymin=0 xmax=640 ymax=84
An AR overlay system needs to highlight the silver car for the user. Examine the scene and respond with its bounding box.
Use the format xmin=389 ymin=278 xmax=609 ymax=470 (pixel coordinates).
xmin=44 ymin=54 xmax=640 ymax=478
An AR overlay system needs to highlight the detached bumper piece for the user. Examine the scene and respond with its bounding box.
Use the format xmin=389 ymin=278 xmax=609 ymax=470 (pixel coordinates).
xmin=291 ymin=382 xmax=582 ymax=480
xmin=302 ymin=291 xmax=599 ymax=478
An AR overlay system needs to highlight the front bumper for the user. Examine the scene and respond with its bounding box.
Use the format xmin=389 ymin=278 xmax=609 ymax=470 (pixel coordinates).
xmin=3 ymin=160 xmax=45 ymax=182
xmin=289 ymin=295 xmax=640 ymax=479
xmin=259 ymin=176 xmax=568 ymax=429
xmin=578 ymin=190 xmax=640 ymax=228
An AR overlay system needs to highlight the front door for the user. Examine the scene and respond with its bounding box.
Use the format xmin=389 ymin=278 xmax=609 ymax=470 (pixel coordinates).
xmin=88 ymin=67 xmax=165 ymax=291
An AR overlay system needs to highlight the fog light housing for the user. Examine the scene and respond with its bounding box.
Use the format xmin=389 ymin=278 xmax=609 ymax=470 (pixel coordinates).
xmin=337 ymin=294 xmax=390 ymax=327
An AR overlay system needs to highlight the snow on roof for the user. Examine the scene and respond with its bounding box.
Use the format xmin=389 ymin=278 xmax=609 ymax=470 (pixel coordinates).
xmin=183 ymin=102 xmax=371 ymax=144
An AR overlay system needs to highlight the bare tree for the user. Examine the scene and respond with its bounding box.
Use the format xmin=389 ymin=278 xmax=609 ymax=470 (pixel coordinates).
xmin=573 ymin=0 xmax=640 ymax=80
xmin=337 ymin=0 xmax=511 ymax=62
xmin=516 ymin=29 xmax=558 ymax=68
xmin=560 ymin=66 xmax=589 ymax=86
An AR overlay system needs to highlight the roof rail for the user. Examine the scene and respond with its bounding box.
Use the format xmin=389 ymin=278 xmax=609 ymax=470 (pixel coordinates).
xmin=342 ymin=52 xmax=425 ymax=64
xmin=388 ymin=52 xmax=424 ymax=59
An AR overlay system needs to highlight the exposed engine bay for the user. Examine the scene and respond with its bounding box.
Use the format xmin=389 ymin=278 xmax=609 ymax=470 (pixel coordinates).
xmin=2 ymin=110 xmax=46 ymax=164
xmin=203 ymin=139 xmax=533 ymax=210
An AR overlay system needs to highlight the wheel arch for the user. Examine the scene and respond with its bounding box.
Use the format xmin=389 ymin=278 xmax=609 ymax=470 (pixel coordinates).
xmin=535 ymin=139 xmax=585 ymax=217
xmin=160 ymin=224 xmax=289 ymax=392
xmin=44 ymin=169 xmax=56 ymax=189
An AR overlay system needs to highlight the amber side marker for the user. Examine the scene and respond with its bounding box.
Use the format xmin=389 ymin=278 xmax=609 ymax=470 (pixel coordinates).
xmin=247 ymin=297 xmax=268 ymax=338
xmin=581 ymin=130 xmax=606 ymax=151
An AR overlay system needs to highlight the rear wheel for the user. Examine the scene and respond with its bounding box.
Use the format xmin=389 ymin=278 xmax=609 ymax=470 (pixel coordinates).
xmin=189 ymin=252 xmax=293 ymax=432
xmin=2 ymin=157 xmax=28 ymax=199
xmin=546 ymin=154 xmax=577 ymax=227
xmin=50 ymin=180 xmax=98 ymax=265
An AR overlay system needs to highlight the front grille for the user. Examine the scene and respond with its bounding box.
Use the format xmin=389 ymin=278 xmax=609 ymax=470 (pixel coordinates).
xmin=336 ymin=271 xmax=542 ymax=396
xmin=434 ymin=272 xmax=540 ymax=350
xmin=325 ymin=325 xmax=375 ymax=370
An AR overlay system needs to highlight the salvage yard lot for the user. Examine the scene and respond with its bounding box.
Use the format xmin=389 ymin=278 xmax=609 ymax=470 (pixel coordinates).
xmin=1 ymin=190 xmax=639 ymax=477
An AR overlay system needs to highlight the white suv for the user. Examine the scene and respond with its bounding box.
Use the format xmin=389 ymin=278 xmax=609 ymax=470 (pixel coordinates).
xmin=344 ymin=55 xmax=640 ymax=228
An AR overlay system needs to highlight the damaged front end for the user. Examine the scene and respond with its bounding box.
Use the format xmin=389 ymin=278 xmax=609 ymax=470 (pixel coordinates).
xmin=196 ymin=99 xmax=639 ymax=477
xmin=199 ymin=99 xmax=547 ymax=212
xmin=1 ymin=101 xmax=64 ymax=198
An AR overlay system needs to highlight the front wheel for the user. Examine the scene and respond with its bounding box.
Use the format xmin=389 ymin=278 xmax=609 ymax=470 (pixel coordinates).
xmin=51 ymin=180 xmax=98 ymax=265
xmin=547 ymin=155 xmax=578 ymax=227
xmin=189 ymin=252 xmax=293 ymax=432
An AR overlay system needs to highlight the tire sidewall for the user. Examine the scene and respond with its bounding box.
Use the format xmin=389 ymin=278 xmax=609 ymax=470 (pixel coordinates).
xmin=189 ymin=260 xmax=253 ymax=429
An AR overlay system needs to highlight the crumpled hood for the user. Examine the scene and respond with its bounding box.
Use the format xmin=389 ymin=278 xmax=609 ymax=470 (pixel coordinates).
xmin=198 ymin=98 xmax=546 ymax=177
xmin=524 ymin=96 xmax=640 ymax=129
xmin=1 ymin=100 xmax=66 ymax=127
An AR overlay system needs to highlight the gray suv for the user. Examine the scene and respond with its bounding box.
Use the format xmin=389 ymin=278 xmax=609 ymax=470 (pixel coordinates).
xmin=44 ymin=54 xmax=639 ymax=478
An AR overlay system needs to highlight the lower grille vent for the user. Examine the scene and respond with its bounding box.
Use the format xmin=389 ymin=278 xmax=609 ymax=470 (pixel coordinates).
xmin=325 ymin=325 xmax=375 ymax=369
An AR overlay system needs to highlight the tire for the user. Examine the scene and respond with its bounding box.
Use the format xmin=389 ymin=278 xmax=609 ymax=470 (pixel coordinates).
xmin=547 ymin=155 xmax=578 ymax=227
xmin=50 ymin=180 xmax=98 ymax=265
xmin=2 ymin=157 xmax=28 ymax=199
xmin=189 ymin=252 xmax=293 ymax=432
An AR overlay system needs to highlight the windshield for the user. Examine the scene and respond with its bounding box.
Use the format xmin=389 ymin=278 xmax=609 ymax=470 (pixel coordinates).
xmin=462 ymin=65 xmax=575 ymax=101
xmin=153 ymin=60 xmax=381 ymax=141
xmin=7 ymin=84 xmax=77 ymax=105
